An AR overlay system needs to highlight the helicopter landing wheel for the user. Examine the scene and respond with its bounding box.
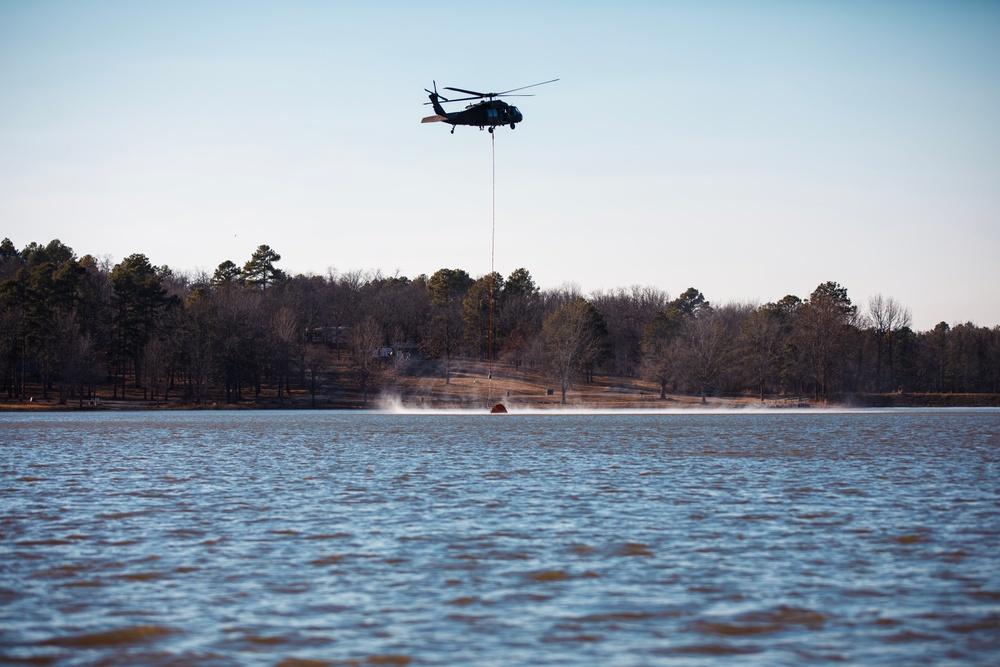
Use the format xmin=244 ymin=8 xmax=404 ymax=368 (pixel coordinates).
xmin=488 ymin=127 xmax=494 ymax=134
xmin=510 ymin=123 xmax=516 ymax=130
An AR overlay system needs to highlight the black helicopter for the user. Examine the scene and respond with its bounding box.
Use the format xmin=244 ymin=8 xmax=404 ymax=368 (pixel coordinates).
xmin=421 ymin=79 xmax=558 ymax=134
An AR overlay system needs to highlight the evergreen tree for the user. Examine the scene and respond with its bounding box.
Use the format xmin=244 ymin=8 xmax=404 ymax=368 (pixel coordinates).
xmin=111 ymin=254 xmax=169 ymax=397
xmin=242 ymin=245 xmax=285 ymax=290
xmin=422 ymin=268 xmax=473 ymax=383
xmin=212 ymin=260 xmax=242 ymax=286
xmin=463 ymin=272 xmax=504 ymax=360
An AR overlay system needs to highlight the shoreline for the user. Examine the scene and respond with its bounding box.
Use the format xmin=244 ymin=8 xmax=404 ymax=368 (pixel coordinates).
xmin=4 ymin=392 xmax=999 ymax=412
xmin=4 ymin=362 xmax=998 ymax=413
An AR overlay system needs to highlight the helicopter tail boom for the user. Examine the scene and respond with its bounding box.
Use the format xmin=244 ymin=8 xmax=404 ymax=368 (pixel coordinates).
xmin=428 ymin=94 xmax=448 ymax=118
xmin=423 ymin=81 xmax=450 ymax=118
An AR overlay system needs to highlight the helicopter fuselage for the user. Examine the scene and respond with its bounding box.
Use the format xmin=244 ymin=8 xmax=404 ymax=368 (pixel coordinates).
xmin=457 ymin=99 xmax=523 ymax=129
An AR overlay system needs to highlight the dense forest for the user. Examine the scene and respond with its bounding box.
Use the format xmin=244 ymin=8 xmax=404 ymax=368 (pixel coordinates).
xmin=1 ymin=238 xmax=998 ymax=407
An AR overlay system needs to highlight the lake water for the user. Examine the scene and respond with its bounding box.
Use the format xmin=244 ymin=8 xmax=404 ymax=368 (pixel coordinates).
xmin=1 ymin=409 xmax=998 ymax=666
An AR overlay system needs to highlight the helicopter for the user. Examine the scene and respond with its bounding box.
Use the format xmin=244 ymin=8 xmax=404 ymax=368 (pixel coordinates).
xmin=421 ymin=79 xmax=558 ymax=134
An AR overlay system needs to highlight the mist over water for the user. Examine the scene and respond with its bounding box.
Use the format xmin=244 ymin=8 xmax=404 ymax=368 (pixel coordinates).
xmin=2 ymin=410 xmax=998 ymax=665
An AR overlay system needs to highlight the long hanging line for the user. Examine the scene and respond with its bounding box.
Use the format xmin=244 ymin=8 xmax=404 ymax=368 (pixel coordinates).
xmin=488 ymin=130 xmax=496 ymax=401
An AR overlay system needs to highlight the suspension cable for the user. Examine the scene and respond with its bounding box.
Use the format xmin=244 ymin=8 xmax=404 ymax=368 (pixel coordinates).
xmin=488 ymin=130 xmax=496 ymax=401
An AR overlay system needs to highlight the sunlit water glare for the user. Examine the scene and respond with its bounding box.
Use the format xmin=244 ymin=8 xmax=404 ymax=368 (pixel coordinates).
xmin=2 ymin=409 xmax=998 ymax=665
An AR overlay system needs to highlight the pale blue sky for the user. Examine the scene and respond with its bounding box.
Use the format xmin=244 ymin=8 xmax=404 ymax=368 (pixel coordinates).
xmin=2 ymin=1 xmax=998 ymax=330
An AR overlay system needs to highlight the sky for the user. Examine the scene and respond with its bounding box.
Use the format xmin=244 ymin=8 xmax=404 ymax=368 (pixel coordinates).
xmin=1 ymin=1 xmax=998 ymax=331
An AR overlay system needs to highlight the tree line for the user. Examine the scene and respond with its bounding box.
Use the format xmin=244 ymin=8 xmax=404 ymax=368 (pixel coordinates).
xmin=1 ymin=238 xmax=997 ymax=406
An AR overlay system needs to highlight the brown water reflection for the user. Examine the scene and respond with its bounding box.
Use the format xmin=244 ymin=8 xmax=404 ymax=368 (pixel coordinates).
xmin=1 ymin=409 xmax=998 ymax=665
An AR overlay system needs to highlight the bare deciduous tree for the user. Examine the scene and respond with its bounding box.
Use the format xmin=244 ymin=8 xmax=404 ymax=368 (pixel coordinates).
xmin=348 ymin=316 xmax=385 ymax=403
xmin=678 ymin=310 xmax=733 ymax=404
xmin=540 ymin=298 xmax=609 ymax=404
xmin=592 ymin=285 xmax=670 ymax=376
xmin=271 ymin=306 xmax=301 ymax=402
xmin=737 ymin=308 xmax=785 ymax=401
xmin=868 ymin=294 xmax=912 ymax=392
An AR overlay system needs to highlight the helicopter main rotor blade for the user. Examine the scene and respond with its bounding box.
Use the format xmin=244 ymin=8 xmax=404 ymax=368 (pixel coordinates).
xmin=496 ymin=79 xmax=559 ymax=96
xmin=443 ymin=86 xmax=489 ymax=97
xmin=429 ymin=95 xmax=485 ymax=104
xmin=424 ymin=93 xmax=535 ymax=105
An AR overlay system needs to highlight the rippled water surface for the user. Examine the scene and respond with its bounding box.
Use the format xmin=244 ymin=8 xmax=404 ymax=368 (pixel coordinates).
xmin=2 ymin=409 xmax=999 ymax=665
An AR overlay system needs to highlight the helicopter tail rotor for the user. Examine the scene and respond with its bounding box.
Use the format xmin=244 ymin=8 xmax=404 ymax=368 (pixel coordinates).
xmin=424 ymin=80 xmax=449 ymax=102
